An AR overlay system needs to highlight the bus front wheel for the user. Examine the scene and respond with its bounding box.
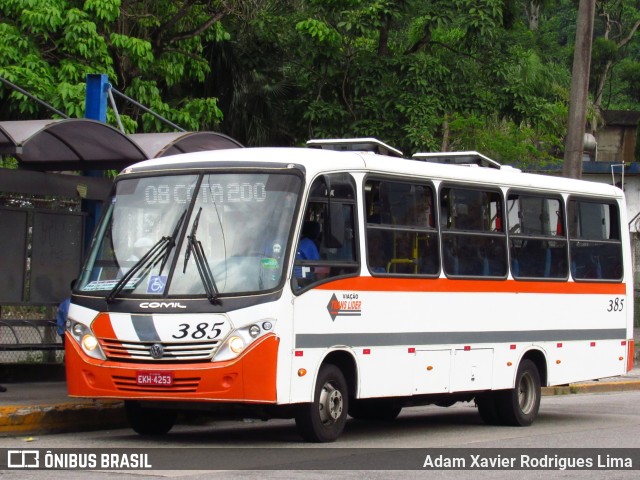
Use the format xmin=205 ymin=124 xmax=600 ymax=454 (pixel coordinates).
xmin=498 ymin=359 xmax=541 ymax=426
xmin=125 ymin=401 xmax=177 ymax=436
xmin=295 ymin=364 xmax=349 ymax=442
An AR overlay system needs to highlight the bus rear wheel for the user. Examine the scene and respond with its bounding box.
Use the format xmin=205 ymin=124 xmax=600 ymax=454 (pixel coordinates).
xmin=125 ymin=401 xmax=177 ymax=436
xmin=475 ymin=392 xmax=502 ymax=425
xmin=295 ymin=364 xmax=349 ymax=442
xmin=498 ymin=359 xmax=541 ymax=426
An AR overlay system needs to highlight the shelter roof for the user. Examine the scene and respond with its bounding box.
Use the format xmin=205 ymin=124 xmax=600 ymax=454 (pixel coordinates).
xmin=0 ymin=119 xmax=146 ymax=170
xmin=129 ymin=131 xmax=242 ymax=158
xmin=0 ymin=119 xmax=242 ymax=171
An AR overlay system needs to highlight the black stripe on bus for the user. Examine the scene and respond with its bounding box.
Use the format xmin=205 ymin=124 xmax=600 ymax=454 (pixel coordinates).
xmin=295 ymin=329 xmax=627 ymax=349
xmin=131 ymin=314 xmax=161 ymax=342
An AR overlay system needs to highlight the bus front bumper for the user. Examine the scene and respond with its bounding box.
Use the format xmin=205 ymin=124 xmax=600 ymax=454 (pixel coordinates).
xmin=65 ymin=333 xmax=279 ymax=403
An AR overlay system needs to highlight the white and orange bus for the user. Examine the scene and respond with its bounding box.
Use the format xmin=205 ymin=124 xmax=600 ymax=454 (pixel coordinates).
xmin=66 ymin=139 xmax=634 ymax=442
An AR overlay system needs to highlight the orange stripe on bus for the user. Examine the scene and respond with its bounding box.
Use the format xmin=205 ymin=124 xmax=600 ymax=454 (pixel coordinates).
xmin=314 ymin=277 xmax=626 ymax=295
xmin=91 ymin=312 xmax=118 ymax=338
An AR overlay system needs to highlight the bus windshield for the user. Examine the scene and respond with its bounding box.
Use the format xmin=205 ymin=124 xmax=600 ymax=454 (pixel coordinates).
xmin=78 ymin=171 xmax=302 ymax=298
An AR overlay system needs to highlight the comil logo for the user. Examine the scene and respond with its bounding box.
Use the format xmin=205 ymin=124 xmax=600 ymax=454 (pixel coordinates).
xmin=139 ymin=302 xmax=187 ymax=309
xmin=7 ymin=450 xmax=39 ymax=468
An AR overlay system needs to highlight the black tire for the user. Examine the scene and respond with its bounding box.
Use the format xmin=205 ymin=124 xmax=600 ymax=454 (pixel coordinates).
xmin=125 ymin=400 xmax=177 ymax=436
xmin=497 ymin=359 xmax=541 ymax=426
xmin=475 ymin=392 xmax=502 ymax=425
xmin=295 ymin=364 xmax=349 ymax=442
xmin=349 ymin=398 xmax=402 ymax=421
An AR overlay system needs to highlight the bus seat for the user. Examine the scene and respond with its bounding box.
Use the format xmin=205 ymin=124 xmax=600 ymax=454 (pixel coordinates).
xmin=511 ymin=257 xmax=520 ymax=277
xmin=594 ymin=255 xmax=602 ymax=279
xmin=571 ymin=251 xmax=602 ymax=279
xmin=444 ymin=245 xmax=459 ymax=275
xmin=482 ymin=255 xmax=490 ymax=276
xmin=543 ymin=247 xmax=551 ymax=278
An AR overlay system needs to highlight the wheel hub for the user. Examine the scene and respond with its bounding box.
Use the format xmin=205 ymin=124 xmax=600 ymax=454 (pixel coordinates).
xmin=318 ymin=382 xmax=343 ymax=425
xmin=518 ymin=372 xmax=535 ymax=414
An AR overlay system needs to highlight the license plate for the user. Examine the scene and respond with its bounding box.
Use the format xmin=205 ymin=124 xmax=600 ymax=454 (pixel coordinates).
xmin=136 ymin=371 xmax=173 ymax=386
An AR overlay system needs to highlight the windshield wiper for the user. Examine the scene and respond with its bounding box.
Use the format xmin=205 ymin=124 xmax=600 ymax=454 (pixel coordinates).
xmin=106 ymin=210 xmax=187 ymax=304
xmin=183 ymin=207 xmax=221 ymax=305
xmin=159 ymin=209 xmax=187 ymax=275
xmin=106 ymin=237 xmax=168 ymax=303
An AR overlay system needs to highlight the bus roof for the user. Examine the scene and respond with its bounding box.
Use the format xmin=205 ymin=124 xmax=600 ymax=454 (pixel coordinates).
xmin=121 ymin=146 xmax=624 ymax=199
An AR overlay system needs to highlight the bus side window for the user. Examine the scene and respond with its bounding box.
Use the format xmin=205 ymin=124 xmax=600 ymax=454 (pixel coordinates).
xmin=508 ymin=194 xmax=568 ymax=280
xmin=441 ymin=186 xmax=507 ymax=278
xmin=365 ymin=178 xmax=438 ymax=276
xmin=293 ymin=174 xmax=359 ymax=290
xmin=568 ymin=199 xmax=623 ymax=281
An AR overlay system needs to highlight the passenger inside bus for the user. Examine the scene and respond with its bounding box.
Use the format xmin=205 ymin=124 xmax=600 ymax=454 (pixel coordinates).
xmin=298 ymin=221 xmax=321 ymax=261
xmin=294 ymin=220 xmax=321 ymax=285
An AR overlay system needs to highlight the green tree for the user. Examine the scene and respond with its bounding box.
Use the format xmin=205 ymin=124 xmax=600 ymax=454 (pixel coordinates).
xmin=590 ymin=0 xmax=640 ymax=117
xmin=3 ymin=0 xmax=638 ymax=166
xmin=0 ymin=0 xmax=227 ymax=132
xmin=275 ymin=0 xmax=569 ymax=164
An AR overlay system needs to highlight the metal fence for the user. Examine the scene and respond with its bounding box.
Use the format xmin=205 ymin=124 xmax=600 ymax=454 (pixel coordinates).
xmin=0 ymin=305 xmax=63 ymax=363
xmin=0 ymin=192 xmax=81 ymax=364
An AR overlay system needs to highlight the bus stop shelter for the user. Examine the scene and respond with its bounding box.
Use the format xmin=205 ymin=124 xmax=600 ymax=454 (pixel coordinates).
xmin=0 ymin=118 xmax=242 ymax=305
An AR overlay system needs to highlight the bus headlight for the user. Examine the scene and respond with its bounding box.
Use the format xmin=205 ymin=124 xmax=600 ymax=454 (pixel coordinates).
xmin=213 ymin=319 xmax=275 ymax=362
xmin=67 ymin=320 xmax=106 ymax=360
xmin=82 ymin=334 xmax=99 ymax=351
xmin=228 ymin=336 xmax=245 ymax=354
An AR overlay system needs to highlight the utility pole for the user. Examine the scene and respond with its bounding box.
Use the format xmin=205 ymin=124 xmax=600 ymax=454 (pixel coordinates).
xmin=563 ymin=0 xmax=596 ymax=179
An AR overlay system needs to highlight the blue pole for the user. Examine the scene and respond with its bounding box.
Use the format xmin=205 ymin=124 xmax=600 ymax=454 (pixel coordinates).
xmin=83 ymin=74 xmax=109 ymax=249
xmin=85 ymin=74 xmax=108 ymax=122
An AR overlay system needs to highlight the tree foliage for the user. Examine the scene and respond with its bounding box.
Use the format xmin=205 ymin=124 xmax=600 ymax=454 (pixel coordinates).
xmin=0 ymin=0 xmax=227 ymax=132
xmin=1 ymin=0 xmax=639 ymax=165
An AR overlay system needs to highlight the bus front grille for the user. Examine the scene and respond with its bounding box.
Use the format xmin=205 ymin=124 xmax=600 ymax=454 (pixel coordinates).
xmin=100 ymin=338 xmax=221 ymax=362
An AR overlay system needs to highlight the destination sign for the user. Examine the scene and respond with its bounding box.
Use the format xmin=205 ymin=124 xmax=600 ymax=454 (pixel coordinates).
xmin=144 ymin=182 xmax=267 ymax=205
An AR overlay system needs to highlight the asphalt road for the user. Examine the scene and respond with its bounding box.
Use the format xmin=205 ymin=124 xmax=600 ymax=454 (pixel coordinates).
xmin=0 ymin=390 xmax=639 ymax=479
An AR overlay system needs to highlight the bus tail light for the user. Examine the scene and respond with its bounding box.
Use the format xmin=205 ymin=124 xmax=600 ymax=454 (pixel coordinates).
xmin=628 ymin=340 xmax=635 ymax=372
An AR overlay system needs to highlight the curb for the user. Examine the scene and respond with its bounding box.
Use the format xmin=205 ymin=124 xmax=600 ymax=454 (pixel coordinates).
xmin=542 ymin=379 xmax=640 ymax=396
xmin=0 ymin=401 xmax=126 ymax=436
xmin=1 ymin=380 xmax=639 ymax=436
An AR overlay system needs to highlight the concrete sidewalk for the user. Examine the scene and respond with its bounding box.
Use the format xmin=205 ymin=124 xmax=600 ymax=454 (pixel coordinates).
xmin=0 ymin=381 xmax=126 ymax=435
xmin=1 ymin=367 xmax=639 ymax=436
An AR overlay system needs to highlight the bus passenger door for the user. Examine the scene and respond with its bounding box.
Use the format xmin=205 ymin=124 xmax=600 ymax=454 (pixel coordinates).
xmin=289 ymin=173 xmax=360 ymax=403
